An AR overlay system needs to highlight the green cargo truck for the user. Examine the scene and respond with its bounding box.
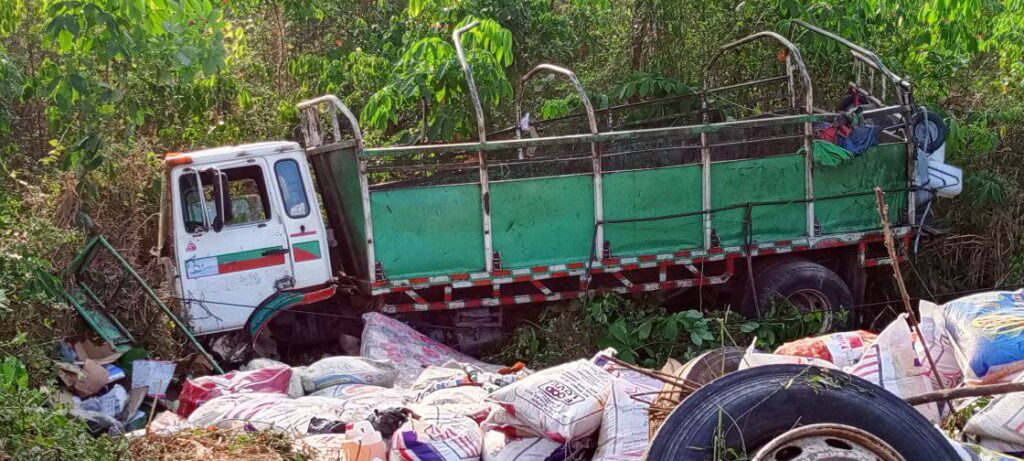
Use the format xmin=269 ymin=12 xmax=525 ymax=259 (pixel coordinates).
xmin=155 ymin=21 xmax=957 ymax=350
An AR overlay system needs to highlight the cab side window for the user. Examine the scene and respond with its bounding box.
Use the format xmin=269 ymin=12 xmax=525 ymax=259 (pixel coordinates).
xmin=274 ymin=159 xmax=310 ymax=218
xmin=178 ymin=165 xmax=271 ymax=233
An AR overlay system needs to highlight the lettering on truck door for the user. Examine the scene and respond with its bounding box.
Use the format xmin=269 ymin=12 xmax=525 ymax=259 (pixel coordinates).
xmin=173 ymin=159 xmax=294 ymax=334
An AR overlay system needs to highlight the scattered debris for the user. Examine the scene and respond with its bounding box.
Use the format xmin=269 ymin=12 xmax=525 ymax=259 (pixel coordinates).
xmin=47 ymin=290 xmax=1024 ymax=460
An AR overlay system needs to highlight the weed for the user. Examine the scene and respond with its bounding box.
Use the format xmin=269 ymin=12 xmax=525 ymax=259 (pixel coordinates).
xmin=492 ymin=293 xmax=831 ymax=368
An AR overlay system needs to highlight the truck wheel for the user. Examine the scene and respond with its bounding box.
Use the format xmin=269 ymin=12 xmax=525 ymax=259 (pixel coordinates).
xmin=647 ymin=365 xmax=959 ymax=460
xmin=740 ymin=259 xmax=853 ymax=332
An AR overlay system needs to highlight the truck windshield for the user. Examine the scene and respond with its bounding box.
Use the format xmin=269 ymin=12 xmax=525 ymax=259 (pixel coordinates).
xmin=179 ymin=165 xmax=271 ymax=233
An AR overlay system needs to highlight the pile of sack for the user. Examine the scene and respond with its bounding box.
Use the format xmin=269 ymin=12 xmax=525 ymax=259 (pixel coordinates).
xmin=739 ymin=289 xmax=1024 ymax=457
xmin=141 ymin=288 xmax=1024 ymax=460
xmin=144 ymin=312 xmax=665 ymax=461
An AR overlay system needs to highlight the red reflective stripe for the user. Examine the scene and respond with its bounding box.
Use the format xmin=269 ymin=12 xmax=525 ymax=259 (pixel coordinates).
xmin=218 ymin=254 xmax=285 ymax=274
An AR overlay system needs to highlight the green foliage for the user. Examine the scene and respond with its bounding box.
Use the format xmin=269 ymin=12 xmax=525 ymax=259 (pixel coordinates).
xmin=360 ymin=12 xmax=515 ymax=141
xmin=0 ymin=356 xmax=128 ymax=460
xmin=494 ymin=294 xmax=833 ymax=369
xmin=30 ymin=0 xmax=227 ymax=179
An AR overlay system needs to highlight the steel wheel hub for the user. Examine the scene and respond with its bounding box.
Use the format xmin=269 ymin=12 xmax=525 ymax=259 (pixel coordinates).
xmin=786 ymin=288 xmax=834 ymax=333
xmin=752 ymin=424 xmax=904 ymax=461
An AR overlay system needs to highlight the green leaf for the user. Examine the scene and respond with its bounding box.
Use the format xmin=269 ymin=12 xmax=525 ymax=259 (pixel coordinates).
xmin=637 ymin=320 xmax=652 ymax=340
xmin=609 ymin=319 xmax=631 ymax=344
xmin=0 ymin=357 xmax=28 ymax=391
xmin=740 ymin=321 xmax=759 ymax=333
xmin=57 ymin=29 xmax=74 ymax=51
xmin=658 ymin=318 xmax=679 ymax=341
xmin=175 ymin=50 xmax=192 ymax=66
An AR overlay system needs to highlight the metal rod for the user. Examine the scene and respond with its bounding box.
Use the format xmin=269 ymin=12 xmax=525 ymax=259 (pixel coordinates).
xmin=77 ymin=281 xmax=135 ymax=343
xmin=93 ymin=235 xmax=224 ymax=374
xmin=453 ymin=21 xmax=487 ymax=143
xmin=362 ymin=112 xmax=831 ymax=156
xmin=451 ymin=21 xmax=493 ymax=272
xmin=790 ymin=20 xmax=909 ymax=90
xmin=295 ymin=95 xmax=364 ymax=148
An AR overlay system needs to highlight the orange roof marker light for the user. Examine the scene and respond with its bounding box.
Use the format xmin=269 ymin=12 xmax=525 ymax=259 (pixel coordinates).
xmin=164 ymin=152 xmax=193 ymax=167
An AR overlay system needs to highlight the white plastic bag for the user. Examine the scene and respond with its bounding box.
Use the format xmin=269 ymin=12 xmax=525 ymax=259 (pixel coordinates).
xmin=484 ymin=359 xmax=612 ymax=442
xmin=390 ymin=406 xmax=483 ymax=461
xmin=300 ymin=356 xmax=399 ymax=393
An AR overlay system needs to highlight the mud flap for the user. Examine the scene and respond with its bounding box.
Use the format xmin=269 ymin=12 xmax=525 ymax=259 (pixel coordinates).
xmin=245 ymin=284 xmax=337 ymax=347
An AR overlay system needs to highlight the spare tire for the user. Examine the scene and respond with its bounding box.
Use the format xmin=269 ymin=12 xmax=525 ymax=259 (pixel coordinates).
xmin=647 ymin=365 xmax=958 ymax=460
xmin=912 ymin=109 xmax=947 ymax=154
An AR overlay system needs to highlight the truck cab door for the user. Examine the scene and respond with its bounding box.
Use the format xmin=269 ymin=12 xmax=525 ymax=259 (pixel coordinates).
xmin=267 ymin=152 xmax=332 ymax=289
xmin=172 ymin=159 xmax=294 ymax=335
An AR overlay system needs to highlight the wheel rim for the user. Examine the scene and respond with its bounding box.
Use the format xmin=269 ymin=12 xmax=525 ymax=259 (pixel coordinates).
xmin=786 ymin=288 xmax=833 ymax=333
xmin=752 ymin=424 xmax=904 ymax=461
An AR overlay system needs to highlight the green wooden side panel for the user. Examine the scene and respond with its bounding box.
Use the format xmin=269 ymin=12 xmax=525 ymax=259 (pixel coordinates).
xmin=491 ymin=175 xmax=594 ymax=268
xmin=814 ymin=143 xmax=908 ymax=234
xmin=370 ymin=184 xmax=484 ymax=278
xmin=711 ymin=154 xmax=807 ymax=245
xmin=603 ymin=166 xmax=703 ymax=255
xmin=324 ymin=149 xmax=368 ymax=278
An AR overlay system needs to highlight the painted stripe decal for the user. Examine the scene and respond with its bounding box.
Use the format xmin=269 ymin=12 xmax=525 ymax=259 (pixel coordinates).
xmin=292 ymin=241 xmax=322 ymax=262
xmin=185 ymin=246 xmax=286 ymax=279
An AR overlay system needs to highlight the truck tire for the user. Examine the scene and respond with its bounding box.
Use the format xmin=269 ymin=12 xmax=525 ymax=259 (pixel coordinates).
xmin=740 ymin=259 xmax=853 ymax=332
xmin=647 ymin=365 xmax=959 ymax=460
xmin=912 ymin=109 xmax=947 ymax=154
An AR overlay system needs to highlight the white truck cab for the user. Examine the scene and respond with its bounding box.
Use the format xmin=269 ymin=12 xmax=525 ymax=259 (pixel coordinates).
xmin=165 ymin=141 xmax=332 ymax=334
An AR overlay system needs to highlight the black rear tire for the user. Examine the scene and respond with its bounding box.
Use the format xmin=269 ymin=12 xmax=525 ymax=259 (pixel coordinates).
xmin=740 ymin=259 xmax=854 ymax=331
xmin=912 ymin=109 xmax=947 ymax=154
xmin=647 ymin=365 xmax=958 ymax=460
